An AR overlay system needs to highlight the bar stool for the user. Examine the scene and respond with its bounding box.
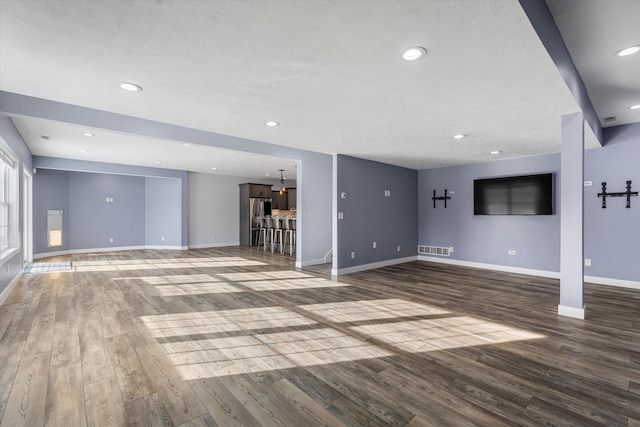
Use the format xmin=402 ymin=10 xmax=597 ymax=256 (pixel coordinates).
xmin=271 ymin=216 xmax=283 ymax=253
xmin=283 ymin=217 xmax=295 ymax=256
xmin=263 ymin=216 xmax=274 ymax=251
xmin=255 ymin=216 xmax=267 ymax=247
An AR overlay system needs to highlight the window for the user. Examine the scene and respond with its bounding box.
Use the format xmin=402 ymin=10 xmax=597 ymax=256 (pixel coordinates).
xmin=48 ymin=210 xmax=63 ymax=247
xmin=0 ymin=137 xmax=19 ymax=262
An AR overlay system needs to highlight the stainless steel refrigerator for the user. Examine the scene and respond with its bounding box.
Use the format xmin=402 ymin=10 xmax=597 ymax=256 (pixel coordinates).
xmin=239 ymin=183 xmax=273 ymax=246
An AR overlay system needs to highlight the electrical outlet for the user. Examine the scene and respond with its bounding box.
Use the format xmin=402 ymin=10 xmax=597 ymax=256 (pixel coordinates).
xmin=372 ymin=241 xmax=377 ymax=249
xmin=338 ymin=212 xmax=344 ymax=219
xmin=397 ymin=246 xmax=401 ymax=252
xmin=508 ymin=250 xmax=517 ymax=255
xmin=351 ymin=251 xmax=356 ymax=259
xmin=585 ymin=258 xmax=591 ymax=267
xmin=109 ymin=237 xmax=114 ymax=243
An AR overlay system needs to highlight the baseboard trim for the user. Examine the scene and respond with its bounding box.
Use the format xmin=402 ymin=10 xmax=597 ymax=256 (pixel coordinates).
xmin=558 ymin=304 xmax=586 ymax=319
xmin=584 ymin=275 xmax=640 ymax=290
xmin=332 ymin=256 xmax=419 ymax=276
xmin=418 ymin=255 xmax=560 ymax=279
xmin=188 ymin=242 xmax=240 ymax=249
xmin=34 ymin=245 xmax=187 ymax=259
xmin=418 ymin=256 xmax=640 ymax=290
xmin=297 ymin=258 xmax=329 ymax=268
xmin=0 ymin=270 xmax=24 ymax=306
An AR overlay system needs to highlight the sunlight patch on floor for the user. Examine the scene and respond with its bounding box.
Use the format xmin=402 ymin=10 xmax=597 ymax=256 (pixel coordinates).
xmin=141 ymin=297 xmax=546 ymax=379
xmin=154 ymin=282 xmax=243 ymax=296
xmin=298 ymin=299 xmax=450 ymax=322
xmin=239 ymin=277 xmax=348 ymax=292
xmin=217 ymin=271 xmax=315 ymax=282
xmin=349 ymin=316 xmax=546 ymax=352
xmin=72 ymin=257 xmax=266 ymax=272
xmin=164 ymin=327 xmax=393 ymax=380
xmin=140 ymin=306 xmax=317 ymax=338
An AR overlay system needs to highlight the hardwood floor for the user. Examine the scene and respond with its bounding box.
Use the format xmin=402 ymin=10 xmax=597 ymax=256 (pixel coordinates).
xmin=0 ymin=247 xmax=639 ymax=426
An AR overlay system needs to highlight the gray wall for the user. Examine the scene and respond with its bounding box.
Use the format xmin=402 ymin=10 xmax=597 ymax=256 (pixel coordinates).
xmin=418 ymin=122 xmax=640 ymax=282
xmin=68 ymin=172 xmax=146 ymax=250
xmin=335 ymin=155 xmax=417 ymax=271
xmin=145 ymin=177 xmax=182 ymax=247
xmin=584 ymin=123 xmax=640 ymax=281
xmin=188 ymin=173 xmax=246 ymax=248
xmin=0 ymin=116 xmax=33 ymax=298
xmin=33 ymin=169 xmax=70 ymax=254
xmin=418 ymin=154 xmax=561 ymax=272
xmin=33 ymin=166 xmax=186 ymax=255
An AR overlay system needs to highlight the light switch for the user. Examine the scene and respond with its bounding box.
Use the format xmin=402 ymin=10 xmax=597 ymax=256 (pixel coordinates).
xmin=338 ymin=212 xmax=344 ymax=219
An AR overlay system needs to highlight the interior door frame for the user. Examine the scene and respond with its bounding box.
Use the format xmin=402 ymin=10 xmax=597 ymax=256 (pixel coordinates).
xmin=22 ymin=166 xmax=33 ymax=265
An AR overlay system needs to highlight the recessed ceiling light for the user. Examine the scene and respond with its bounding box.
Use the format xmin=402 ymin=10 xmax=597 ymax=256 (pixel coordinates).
xmin=82 ymin=132 xmax=94 ymax=137
xmin=265 ymin=121 xmax=279 ymax=127
xmin=490 ymin=150 xmax=501 ymax=155
xmin=183 ymin=143 xmax=191 ymax=147
xmin=154 ymin=161 xmax=161 ymax=164
xmin=120 ymin=82 xmax=143 ymax=91
xmin=211 ymin=167 xmax=217 ymax=170
xmin=631 ymin=104 xmax=640 ymax=110
xmin=265 ymin=173 xmax=270 ymax=176
xmin=453 ymin=134 xmax=466 ymax=139
xmin=79 ymin=149 xmax=89 ymax=153
xmin=401 ymin=46 xmax=427 ymax=61
xmin=616 ymin=45 xmax=640 ymax=57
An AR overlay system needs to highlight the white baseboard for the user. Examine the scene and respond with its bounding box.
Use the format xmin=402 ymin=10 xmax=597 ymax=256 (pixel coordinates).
xmin=584 ymin=275 xmax=640 ymax=290
xmin=188 ymin=242 xmax=240 ymax=249
xmin=34 ymin=245 xmax=188 ymax=259
xmin=0 ymin=270 xmax=24 ymax=306
xmin=418 ymin=255 xmax=560 ymax=279
xmin=297 ymin=258 xmax=329 ymax=268
xmin=418 ymin=256 xmax=640 ymax=290
xmin=332 ymin=256 xmax=418 ymax=276
xmin=558 ymin=304 xmax=585 ymax=319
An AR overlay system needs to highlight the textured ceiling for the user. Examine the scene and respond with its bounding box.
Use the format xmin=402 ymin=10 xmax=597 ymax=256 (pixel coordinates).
xmin=546 ymin=0 xmax=640 ymax=128
xmin=0 ymin=0 xmax=618 ymax=177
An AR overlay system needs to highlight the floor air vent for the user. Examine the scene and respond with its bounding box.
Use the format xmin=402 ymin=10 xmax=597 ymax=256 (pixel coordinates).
xmin=418 ymin=245 xmax=453 ymax=256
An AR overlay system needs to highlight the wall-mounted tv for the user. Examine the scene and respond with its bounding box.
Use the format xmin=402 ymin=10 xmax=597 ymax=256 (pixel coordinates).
xmin=474 ymin=173 xmax=554 ymax=215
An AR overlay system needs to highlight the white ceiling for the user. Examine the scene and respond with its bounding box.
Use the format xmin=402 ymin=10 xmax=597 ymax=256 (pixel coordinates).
xmin=1 ymin=0 xmax=635 ymax=178
xmin=546 ymin=0 xmax=640 ymax=128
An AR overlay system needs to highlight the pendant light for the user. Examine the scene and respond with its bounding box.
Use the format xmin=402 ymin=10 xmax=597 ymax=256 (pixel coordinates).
xmin=279 ymin=169 xmax=286 ymax=195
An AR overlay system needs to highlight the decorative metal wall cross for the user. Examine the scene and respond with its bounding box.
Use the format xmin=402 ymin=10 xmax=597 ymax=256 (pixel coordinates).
xmin=597 ymin=180 xmax=637 ymax=209
xmin=432 ymin=189 xmax=451 ymax=208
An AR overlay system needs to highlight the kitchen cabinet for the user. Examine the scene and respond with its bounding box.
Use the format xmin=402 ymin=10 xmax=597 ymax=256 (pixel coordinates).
xmin=272 ymin=191 xmax=288 ymax=210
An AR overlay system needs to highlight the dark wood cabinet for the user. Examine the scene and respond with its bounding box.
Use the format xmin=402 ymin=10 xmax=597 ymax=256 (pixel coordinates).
xmin=249 ymin=184 xmax=272 ymax=198
xmin=272 ymin=191 xmax=288 ymax=210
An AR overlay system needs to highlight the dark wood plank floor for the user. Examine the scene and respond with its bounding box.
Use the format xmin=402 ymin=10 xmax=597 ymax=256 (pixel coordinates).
xmin=0 ymin=247 xmax=639 ymax=426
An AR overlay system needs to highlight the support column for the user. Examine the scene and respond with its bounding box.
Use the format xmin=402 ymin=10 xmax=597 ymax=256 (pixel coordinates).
xmin=559 ymin=111 xmax=585 ymax=319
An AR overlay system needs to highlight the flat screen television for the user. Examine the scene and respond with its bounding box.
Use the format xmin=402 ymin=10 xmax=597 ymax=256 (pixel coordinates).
xmin=474 ymin=173 xmax=554 ymax=215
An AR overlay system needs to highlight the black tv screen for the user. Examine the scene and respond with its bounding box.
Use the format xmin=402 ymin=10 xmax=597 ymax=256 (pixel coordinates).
xmin=474 ymin=173 xmax=554 ymax=215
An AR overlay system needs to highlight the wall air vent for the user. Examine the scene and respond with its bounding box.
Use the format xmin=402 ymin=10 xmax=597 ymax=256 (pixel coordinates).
xmin=418 ymin=245 xmax=453 ymax=256
xmin=603 ymin=116 xmax=617 ymax=123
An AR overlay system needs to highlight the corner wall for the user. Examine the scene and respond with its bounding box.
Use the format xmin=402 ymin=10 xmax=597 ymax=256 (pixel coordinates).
xmin=334 ymin=155 xmax=417 ymax=274
xmin=418 ymin=123 xmax=640 ymax=283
